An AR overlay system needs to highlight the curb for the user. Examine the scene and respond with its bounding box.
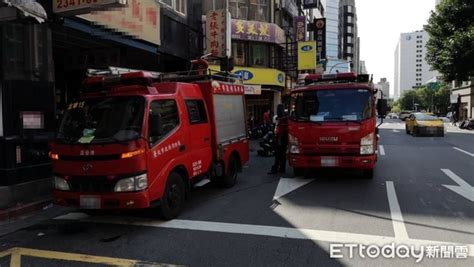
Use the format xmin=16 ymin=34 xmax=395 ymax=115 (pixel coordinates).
xmin=0 ymin=198 xmax=52 ymax=221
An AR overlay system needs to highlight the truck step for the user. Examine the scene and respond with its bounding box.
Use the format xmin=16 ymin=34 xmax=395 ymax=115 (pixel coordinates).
xmin=194 ymin=178 xmax=211 ymax=188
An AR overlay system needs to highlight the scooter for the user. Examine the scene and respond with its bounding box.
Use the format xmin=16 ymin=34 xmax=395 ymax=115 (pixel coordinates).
xmin=459 ymin=119 xmax=474 ymax=130
xmin=257 ymin=131 xmax=275 ymax=157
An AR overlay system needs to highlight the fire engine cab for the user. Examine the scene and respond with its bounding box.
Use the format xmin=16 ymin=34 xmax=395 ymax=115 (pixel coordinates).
xmin=50 ymin=64 xmax=249 ymax=219
xmin=288 ymin=72 xmax=388 ymax=179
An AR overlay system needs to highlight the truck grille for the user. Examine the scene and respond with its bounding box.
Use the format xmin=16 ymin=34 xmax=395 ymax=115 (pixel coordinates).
xmin=68 ymin=176 xmax=114 ymax=193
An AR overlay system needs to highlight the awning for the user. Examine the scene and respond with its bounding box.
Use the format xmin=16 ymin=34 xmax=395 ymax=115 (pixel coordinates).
xmin=0 ymin=0 xmax=47 ymax=23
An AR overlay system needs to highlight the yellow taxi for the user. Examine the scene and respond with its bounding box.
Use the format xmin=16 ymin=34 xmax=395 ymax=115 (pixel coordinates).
xmin=405 ymin=112 xmax=445 ymax=137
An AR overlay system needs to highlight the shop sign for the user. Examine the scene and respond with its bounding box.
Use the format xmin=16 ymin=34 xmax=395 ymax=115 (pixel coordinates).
xmin=53 ymin=0 xmax=127 ymax=15
xmin=298 ymin=41 xmax=317 ymax=70
xmin=232 ymin=19 xmax=285 ymax=45
xmin=205 ymin=9 xmax=231 ymax=58
xmin=314 ymin=18 xmax=326 ymax=60
xmin=244 ymin=85 xmax=262 ymax=95
xmin=210 ymin=65 xmax=285 ymax=87
xmin=294 ymin=16 xmax=306 ymax=42
xmin=80 ymin=0 xmax=160 ymax=45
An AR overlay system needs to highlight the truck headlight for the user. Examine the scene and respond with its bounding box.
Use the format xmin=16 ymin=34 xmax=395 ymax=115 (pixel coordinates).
xmin=360 ymin=133 xmax=374 ymax=155
xmin=288 ymin=134 xmax=300 ymax=154
xmin=54 ymin=176 xmax=70 ymax=191
xmin=114 ymin=174 xmax=148 ymax=192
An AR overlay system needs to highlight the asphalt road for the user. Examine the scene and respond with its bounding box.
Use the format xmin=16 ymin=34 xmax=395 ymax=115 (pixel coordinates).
xmin=0 ymin=119 xmax=473 ymax=266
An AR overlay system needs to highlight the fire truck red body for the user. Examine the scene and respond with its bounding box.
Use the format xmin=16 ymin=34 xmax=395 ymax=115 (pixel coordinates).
xmin=288 ymin=73 xmax=386 ymax=178
xmin=50 ymin=70 xmax=249 ymax=219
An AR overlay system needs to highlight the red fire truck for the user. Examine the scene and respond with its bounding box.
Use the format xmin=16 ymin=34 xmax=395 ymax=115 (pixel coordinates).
xmin=287 ymin=72 xmax=387 ymax=179
xmin=49 ymin=64 xmax=249 ymax=219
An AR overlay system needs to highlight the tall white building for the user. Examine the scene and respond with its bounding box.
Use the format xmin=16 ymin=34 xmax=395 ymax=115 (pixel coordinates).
xmin=376 ymin=78 xmax=390 ymax=99
xmin=393 ymin=30 xmax=438 ymax=99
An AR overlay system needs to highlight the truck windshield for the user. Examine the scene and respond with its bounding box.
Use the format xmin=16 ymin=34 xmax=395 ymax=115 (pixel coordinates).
xmin=57 ymin=96 xmax=145 ymax=144
xmin=291 ymin=89 xmax=373 ymax=122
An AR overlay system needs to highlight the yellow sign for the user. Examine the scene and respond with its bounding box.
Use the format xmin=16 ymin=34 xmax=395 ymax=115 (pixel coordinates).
xmin=80 ymin=0 xmax=160 ymax=45
xmin=210 ymin=65 xmax=285 ymax=87
xmin=298 ymin=41 xmax=317 ymax=70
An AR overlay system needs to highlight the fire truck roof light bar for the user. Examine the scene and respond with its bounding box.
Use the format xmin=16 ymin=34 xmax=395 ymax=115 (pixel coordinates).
xmin=304 ymin=72 xmax=371 ymax=85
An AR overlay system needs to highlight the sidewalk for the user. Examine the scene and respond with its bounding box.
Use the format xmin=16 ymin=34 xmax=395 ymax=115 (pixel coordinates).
xmin=445 ymin=124 xmax=474 ymax=134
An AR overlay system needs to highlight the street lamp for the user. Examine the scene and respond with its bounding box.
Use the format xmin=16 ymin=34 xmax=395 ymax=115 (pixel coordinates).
xmin=329 ymin=61 xmax=351 ymax=73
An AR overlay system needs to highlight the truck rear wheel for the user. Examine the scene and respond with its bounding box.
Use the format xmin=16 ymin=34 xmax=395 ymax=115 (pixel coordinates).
xmin=159 ymin=172 xmax=186 ymax=220
xmin=221 ymin=156 xmax=238 ymax=188
xmin=293 ymin=167 xmax=305 ymax=177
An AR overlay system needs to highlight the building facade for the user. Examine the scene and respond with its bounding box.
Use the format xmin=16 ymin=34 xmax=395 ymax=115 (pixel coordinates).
xmin=204 ymin=0 xmax=324 ymax=124
xmin=359 ymin=60 xmax=367 ymax=74
xmin=324 ymin=0 xmax=349 ymax=73
xmin=338 ymin=0 xmax=358 ymax=73
xmin=376 ymin=78 xmax=390 ymax=99
xmin=451 ymin=79 xmax=474 ymax=120
xmin=393 ymin=30 xmax=439 ymax=99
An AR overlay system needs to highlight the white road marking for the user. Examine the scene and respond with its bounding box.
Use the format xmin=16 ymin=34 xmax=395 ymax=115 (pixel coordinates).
xmin=379 ymin=145 xmax=386 ymax=156
xmin=55 ymin=213 xmax=474 ymax=257
xmin=441 ymin=169 xmax=474 ymax=202
xmin=273 ymin=178 xmax=314 ymax=200
xmin=453 ymin=147 xmax=474 ymax=157
xmin=392 ymin=129 xmax=400 ymax=133
xmin=386 ymin=181 xmax=409 ymax=239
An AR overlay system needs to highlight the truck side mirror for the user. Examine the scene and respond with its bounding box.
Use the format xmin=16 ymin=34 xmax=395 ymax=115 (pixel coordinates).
xmin=377 ymin=99 xmax=388 ymax=118
xmin=149 ymin=113 xmax=162 ymax=140
xmin=277 ymin=104 xmax=285 ymax=118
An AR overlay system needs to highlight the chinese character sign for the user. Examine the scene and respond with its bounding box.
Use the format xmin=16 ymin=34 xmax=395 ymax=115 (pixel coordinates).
xmin=80 ymin=0 xmax=160 ymax=45
xmin=206 ymin=9 xmax=229 ymax=58
xmin=314 ymin=18 xmax=326 ymax=60
xmin=294 ymin=16 xmax=306 ymax=42
xmin=231 ymin=19 xmax=284 ymax=44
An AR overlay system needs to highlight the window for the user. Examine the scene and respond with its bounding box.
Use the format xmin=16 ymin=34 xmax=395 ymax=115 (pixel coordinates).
xmin=346 ymin=46 xmax=353 ymax=53
xmin=160 ymin=0 xmax=186 ymax=15
xmin=249 ymin=0 xmax=269 ymax=22
xmin=149 ymin=100 xmax=180 ymax=145
xmin=347 ymin=16 xmax=353 ymax=23
xmin=347 ymin=6 xmax=353 ymax=13
xmin=347 ymin=26 xmax=352 ymax=33
xmin=186 ymin=100 xmax=207 ymax=124
xmin=250 ymin=43 xmax=268 ymax=67
xmin=229 ymin=0 xmax=248 ymax=20
xmin=232 ymin=42 xmax=246 ymax=66
xmin=203 ymin=0 xmax=225 ymax=13
xmin=347 ymin=36 xmax=352 ymax=43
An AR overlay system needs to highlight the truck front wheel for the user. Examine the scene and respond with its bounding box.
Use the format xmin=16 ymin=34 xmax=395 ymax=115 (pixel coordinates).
xmin=362 ymin=169 xmax=374 ymax=179
xmin=159 ymin=172 xmax=186 ymax=220
xmin=293 ymin=167 xmax=305 ymax=177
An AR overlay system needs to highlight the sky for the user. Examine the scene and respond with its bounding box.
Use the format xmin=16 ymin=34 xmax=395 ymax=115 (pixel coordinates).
xmin=356 ymin=0 xmax=437 ymax=97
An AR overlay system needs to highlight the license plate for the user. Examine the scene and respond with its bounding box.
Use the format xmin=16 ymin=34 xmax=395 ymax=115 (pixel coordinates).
xmin=321 ymin=157 xmax=337 ymax=167
xmin=80 ymin=196 xmax=101 ymax=209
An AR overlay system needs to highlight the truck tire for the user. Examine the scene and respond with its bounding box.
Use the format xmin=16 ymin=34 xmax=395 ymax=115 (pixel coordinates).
xmin=221 ymin=156 xmax=238 ymax=188
xmin=362 ymin=169 xmax=374 ymax=179
xmin=293 ymin=167 xmax=305 ymax=177
xmin=159 ymin=172 xmax=186 ymax=220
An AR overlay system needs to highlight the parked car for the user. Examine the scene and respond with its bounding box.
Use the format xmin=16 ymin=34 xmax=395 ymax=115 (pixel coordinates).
xmin=405 ymin=113 xmax=444 ymax=137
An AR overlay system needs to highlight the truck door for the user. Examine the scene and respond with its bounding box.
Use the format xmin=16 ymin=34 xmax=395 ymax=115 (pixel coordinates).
xmin=185 ymin=99 xmax=212 ymax=177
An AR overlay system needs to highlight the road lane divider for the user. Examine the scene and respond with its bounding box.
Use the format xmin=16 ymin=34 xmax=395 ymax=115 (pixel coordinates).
xmin=379 ymin=145 xmax=386 ymax=156
xmin=386 ymin=181 xmax=408 ymax=239
xmin=54 ymin=213 xmax=474 ymax=257
xmin=441 ymin=169 xmax=474 ymax=202
xmin=453 ymin=147 xmax=474 ymax=157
